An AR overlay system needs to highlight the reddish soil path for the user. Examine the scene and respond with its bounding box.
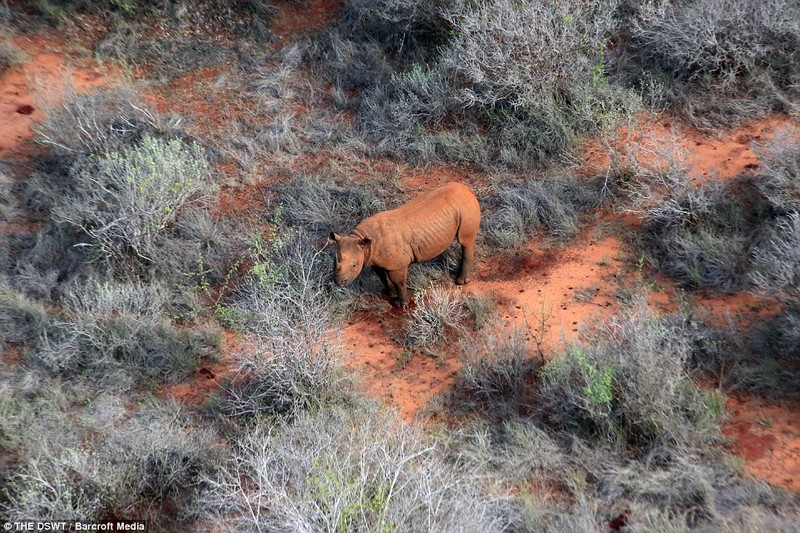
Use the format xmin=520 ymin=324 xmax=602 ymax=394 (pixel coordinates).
xmin=0 ymin=31 xmax=114 ymax=160
xmin=581 ymin=113 xmax=789 ymax=182
xmin=271 ymin=0 xmax=345 ymax=42
xmin=724 ymin=394 xmax=800 ymax=493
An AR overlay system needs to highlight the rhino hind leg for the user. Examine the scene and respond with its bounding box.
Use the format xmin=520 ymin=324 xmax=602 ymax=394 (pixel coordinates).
xmin=387 ymin=268 xmax=409 ymax=307
xmin=455 ymin=236 xmax=477 ymax=285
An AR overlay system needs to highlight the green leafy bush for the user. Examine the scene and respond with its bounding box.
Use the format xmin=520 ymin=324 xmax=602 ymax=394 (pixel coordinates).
xmin=51 ymin=136 xmax=214 ymax=262
xmin=539 ymin=298 xmax=723 ymax=456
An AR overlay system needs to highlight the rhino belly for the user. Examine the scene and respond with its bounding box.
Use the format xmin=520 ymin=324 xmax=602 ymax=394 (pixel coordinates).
xmin=410 ymin=225 xmax=456 ymax=263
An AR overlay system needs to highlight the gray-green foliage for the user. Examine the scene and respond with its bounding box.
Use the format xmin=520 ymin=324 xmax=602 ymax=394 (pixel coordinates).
xmin=324 ymin=0 xmax=634 ymax=168
xmin=198 ymin=405 xmax=509 ymax=532
xmin=540 ymin=298 xmax=723 ymax=456
xmin=485 ymin=175 xmax=601 ymax=248
xmin=1 ymin=381 xmax=219 ymax=522
xmin=51 ymin=136 xmax=214 ymax=262
xmin=628 ymin=0 xmax=800 ymax=127
xmin=21 ymin=279 xmax=218 ymax=387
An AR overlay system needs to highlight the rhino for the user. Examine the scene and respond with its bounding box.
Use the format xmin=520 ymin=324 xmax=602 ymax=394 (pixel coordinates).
xmin=330 ymin=182 xmax=481 ymax=307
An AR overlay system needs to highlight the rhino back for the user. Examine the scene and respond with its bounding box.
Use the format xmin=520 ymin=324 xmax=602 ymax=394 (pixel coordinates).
xmin=358 ymin=183 xmax=480 ymax=267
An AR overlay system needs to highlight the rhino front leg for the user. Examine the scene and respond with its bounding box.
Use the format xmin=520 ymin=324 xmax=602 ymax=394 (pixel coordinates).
xmin=456 ymin=241 xmax=475 ymax=285
xmin=373 ymin=267 xmax=396 ymax=297
xmin=387 ymin=268 xmax=409 ymax=307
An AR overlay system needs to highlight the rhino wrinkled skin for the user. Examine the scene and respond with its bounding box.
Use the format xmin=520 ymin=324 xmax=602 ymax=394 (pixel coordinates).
xmin=330 ymin=182 xmax=481 ymax=307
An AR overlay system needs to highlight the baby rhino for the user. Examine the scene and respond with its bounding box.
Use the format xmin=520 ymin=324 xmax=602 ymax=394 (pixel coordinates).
xmin=330 ymin=182 xmax=481 ymax=307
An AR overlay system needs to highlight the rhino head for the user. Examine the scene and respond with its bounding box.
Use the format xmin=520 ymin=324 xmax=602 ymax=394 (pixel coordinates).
xmin=329 ymin=232 xmax=371 ymax=286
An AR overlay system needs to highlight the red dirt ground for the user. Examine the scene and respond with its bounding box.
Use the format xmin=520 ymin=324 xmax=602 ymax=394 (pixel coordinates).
xmin=580 ymin=113 xmax=786 ymax=182
xmin=160 ymin=330 xmax=251 ymax=406
xmin=1 ymin=32 xmax=114 ymax=160
xmin=1 ymin=11 xmax=798 ymax=495
xmin=724 ymin=394 xmax=800 ymax=493
xmin=271 ymin=0 xmax=345 ymax=43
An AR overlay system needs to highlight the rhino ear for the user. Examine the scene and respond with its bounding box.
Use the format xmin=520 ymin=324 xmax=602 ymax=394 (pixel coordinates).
xmin=329 ymin=232 xmax=341 ymax=243
xmin=358 ymin=237 xmax=372 ymax=247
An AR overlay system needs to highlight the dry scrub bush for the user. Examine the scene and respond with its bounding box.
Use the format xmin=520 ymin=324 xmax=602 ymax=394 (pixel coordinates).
xmin=631 ymin=0 xmax=799 ymax=89
xmin=198 ymin=406 xmax=509 ymax=532
xmin=751 ymin=212 xmax=800 ymax=299
xmin=440 ymin=304 xmax=800 ymax=531
xmin=615 ymin=133 xmax=712 ymax=227
xmin=686 ymin=303 xmax=800 ymax=398
xmin=754 ymin=127 xmax=800 ymax=214
xmin=441 ymin=0 xmax=625 ymax=129
xmin=402 ymin=284 xmax=467 ymax=350
xmin=599 ymin=454 xmax=799 ymax=529
xmin=621 ymin=128 xmax=800 ymax=294
xmin=744 ymin=309 xmax=800 ymax=396
xmin=485 ymin=175 xmax=602 ymax=248
xmin=35 ymin=84 xmax=184 ymax=157
xmin=220 ymin=43 xmax=365 ymax=173
xmin=1 ymin=382 xmax=219 ymax=523
xmin=451 ymin=324 xmax=540 ymax=417
xmin=51 ymin=136 xmax=215 ymax=262
xmin=0 ymin=40 xmax=23 ymax=73
xmin=628 ymin=0 xmax=800 ymax=128
xmin=0 ymin=285 xmax=53 ymax=350
xmin=0 ymin=170 xmax=16 ymax=222
xmin=30 ymin=279 xmax=218 ymax=387
xmin=619 ymin=138 xmax=756 ymax=292
xmin=19 ymin=84 xmax=233 ymax=285
xmin=445 ymin=420 xmax=565 ymax=485
xmin=279 ymin=174 xmax=388 ymax=237
xmin=322 ymin=0 xmax=634 ymax=169
xmin=221 ymin=230 xmax=352 ymax=419
xmin=540 ymin=298 xmax=723 ymax=458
